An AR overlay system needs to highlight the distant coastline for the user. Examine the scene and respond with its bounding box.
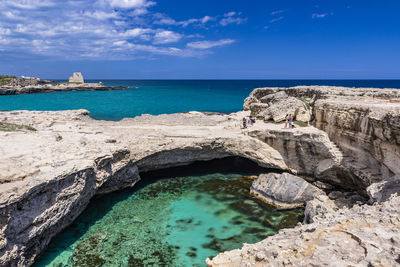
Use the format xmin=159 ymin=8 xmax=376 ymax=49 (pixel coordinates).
xmin=0 ymin=73 xmax=129 ymax=95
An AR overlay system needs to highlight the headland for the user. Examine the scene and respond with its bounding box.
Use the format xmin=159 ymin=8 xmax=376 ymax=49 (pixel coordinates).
xmin=0 ymin=72 xmax=128 ymax=95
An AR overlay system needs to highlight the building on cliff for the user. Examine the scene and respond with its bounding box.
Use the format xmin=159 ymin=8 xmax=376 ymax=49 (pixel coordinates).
xmin=68 ymin=72 xmax=84 ymax=84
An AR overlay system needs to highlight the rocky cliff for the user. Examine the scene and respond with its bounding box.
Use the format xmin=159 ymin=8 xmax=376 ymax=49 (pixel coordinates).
xmin=244 ymin=86 xmax=400 ymax=190
xmin=206 ymin=86 xmax=400 ymax=266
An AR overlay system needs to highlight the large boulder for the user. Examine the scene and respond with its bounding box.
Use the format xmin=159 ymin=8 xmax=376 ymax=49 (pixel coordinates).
xmin=249 ymin=103 xmax=269 ymax=117
xmin=261 ymin=97 xmax=311 ymax=123
xmin=260 ymin=91 xmax=288 ymax=104
xmin=367 ymin=176 xmax=400 ymax=203
xmin=304 ymin=194 xmax=338 ymax=223
xmin=250 ymin=172 xmax=325 ymax=210
xmin=243 ymin=96 xmax=259 ymax=111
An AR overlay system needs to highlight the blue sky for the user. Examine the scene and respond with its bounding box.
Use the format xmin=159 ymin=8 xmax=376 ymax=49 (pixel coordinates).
xmin=0 ymin=0 xmax=399 ymax=79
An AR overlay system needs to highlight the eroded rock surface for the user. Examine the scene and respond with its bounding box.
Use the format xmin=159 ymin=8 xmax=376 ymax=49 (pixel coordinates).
xmin=207 ymin=195 xmax=400 ymax=267
xmin=245 ymin=85 xmax=400 ymax=190
xmin=250 ymin=173 xmax=324 ymax=209
xmin=208 ymin=85 xmax=400 ymax=267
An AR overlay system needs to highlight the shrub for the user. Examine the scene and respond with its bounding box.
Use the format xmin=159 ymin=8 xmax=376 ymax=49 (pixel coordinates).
xmin=0 ymin=122 xmax=37 ymax=132
xmin=294 ymin=121 xmax=308 ymax=127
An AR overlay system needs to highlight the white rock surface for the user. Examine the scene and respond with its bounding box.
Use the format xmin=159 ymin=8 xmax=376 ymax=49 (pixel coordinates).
xmin=250 ymin=172 xmax=324 ymax=209
xmin=68 ymin=72 xmax=84 ymax=83
xmin=207 ymin=194 xmax=400 ymax=267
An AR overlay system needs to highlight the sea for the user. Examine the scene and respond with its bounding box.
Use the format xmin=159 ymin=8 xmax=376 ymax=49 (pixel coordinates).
xmin=1 ymin=80 xmax=399 ymax=121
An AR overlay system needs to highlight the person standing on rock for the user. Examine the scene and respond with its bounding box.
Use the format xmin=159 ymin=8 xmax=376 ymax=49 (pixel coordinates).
xmin=242 ymin=117 xmax=247 ymax=129
xmin=284 ymin=114 xmax=289 ymax=128
xmin=288 ymin=114 xmax=293 ymax=129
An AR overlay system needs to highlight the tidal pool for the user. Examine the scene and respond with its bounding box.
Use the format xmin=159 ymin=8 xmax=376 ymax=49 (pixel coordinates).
xmin=34 ymin=173 xmax=303 ymax=267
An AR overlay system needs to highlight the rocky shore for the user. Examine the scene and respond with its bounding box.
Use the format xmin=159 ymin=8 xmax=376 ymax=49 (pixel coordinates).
xmin=0 ymin=83 xmax=128 ymax=95
xmin=0 ymin=86 xmax=399 ymax=266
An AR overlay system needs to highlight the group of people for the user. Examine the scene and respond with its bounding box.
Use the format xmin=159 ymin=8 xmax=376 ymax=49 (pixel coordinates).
xmin=242 ymin=116 xmax=255 ymax=129
xmin=284 ymin=114 xmax=295 ymax=129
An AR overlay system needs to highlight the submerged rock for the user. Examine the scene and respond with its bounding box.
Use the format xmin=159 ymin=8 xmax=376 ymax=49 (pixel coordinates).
xmin=250 ymin=173 xmax=324 ymax=210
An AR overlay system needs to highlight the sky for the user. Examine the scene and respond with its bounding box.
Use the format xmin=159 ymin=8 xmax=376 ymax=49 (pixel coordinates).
xmin=0 ymin=0 xmax=399 ymax=79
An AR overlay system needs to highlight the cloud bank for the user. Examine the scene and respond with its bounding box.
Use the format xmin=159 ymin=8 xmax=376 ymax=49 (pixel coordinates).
xmin=0 ymin=0 xmax=242 ymax=60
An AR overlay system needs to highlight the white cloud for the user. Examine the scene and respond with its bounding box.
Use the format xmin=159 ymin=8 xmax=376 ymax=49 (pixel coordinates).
xmin=123 ymin=28 xmax=154 ymax=38
xmin=3 ymin=0 xmax=55 ymax=10
xmin=2 ymin=10 xmax=23 ymax=20
xmin=153 ymin=30 xmax=182 ymax=44
xmin=84 ymin=11 xmax=119 ymax=20
xmin=187 ymin=39 xmax=235 ymax=49
xmin=270 ymin=16 xmax=284 ymax=23
xmin=0 ymin=0 xmax=243 ymax=60
xmin=153 ymin=13 xmax=215 ymax=27
xmin=312 ymin=13 xmax=327 ymax=19
xmin=271 ymin=10 xmax=284 ymax=15
xmin=132 ymin=8 xmax=148 ymax=16
xmin=0 ymin=27 xmax=12 ymax=36
xmin=201 ymin=16 xmax=213 ymax=24
xmin=220 ymin=12 xmax=247 ymax=26
xmin=224 ymin=11 xmax=236 ymax=17
xmin=109 ymin=0 xmax=155 ymax=9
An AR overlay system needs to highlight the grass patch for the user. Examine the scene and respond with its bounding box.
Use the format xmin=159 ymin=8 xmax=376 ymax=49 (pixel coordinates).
xmin=0 ymin=75 xmax=17 ymax=85
xmin=0 ymin=78 xmax=14 ymax=86
xmin=0 ymin=122 xmax=37 ymax=132
xmin=294 ymin=121 xmax=308 ymax=127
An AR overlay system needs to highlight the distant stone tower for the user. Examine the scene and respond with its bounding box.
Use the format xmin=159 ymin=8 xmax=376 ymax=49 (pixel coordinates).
xmin=69 ymin=72 xmax=84 ymax=84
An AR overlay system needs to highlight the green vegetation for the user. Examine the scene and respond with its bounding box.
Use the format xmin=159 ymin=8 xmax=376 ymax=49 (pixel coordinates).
xmin=293 ymin=108 xmax=299 ymax=119
xmin=256 ymin=116 xmax=264 ymax=120
xmin=0 ymin=122 xmax=37 ymax=132
xmin=0 ymin=75 xmax=16 ymax=79
xmin=300 ymin=96 xmax=311 ymax=110
xmin=0 ymin=75 xmax=16 ymax=86
xmin=294 ymin=120 xmax=308 ymax=127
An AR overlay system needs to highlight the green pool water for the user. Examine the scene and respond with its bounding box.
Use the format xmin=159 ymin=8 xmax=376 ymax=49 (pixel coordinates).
xmin=34 ymin=173 xmax=303 ymax=267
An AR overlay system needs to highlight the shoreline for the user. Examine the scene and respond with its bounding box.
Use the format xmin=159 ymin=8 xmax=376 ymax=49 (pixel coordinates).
xmin=0 ymin=85 xmax=130 ymax=95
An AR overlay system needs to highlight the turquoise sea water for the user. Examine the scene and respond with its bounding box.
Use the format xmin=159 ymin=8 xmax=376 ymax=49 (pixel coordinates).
xmin=34 ymin=173 xmax=303 ymax=267
xmin=1 ymin=80 xmax=399 ymax=121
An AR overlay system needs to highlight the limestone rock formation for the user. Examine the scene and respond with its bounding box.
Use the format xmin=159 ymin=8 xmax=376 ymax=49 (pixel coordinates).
xmin=367 ymin=175 xmax=400 ymax=203
xmin=250 ymin=172 xmax=324 ymax=209
xmin=246 ymin=85 xmax=400 ymax=190
xmin=68 ymin=72 xmax=84 ymax=83
xmin=207 ymin=194 xmax=400 ymax=267
xmin=207 ymin=85 xmax=400 ymax=266
xmin=248 ymin=127 xmax=343 ymax=178
xmin=8 ymin=78 xmax=38 ymax=87
xmin=303 ymin=194 xmax=338 ymax=223
xmin=250 ymin=91 xmax=312 ymax=123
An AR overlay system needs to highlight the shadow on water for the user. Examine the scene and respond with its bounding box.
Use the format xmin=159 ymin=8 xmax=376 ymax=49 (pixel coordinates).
xmin=34 ymin=157 xmax=302 ymax=267
xmin=138 ymin=156 xmax=281 ymax=187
